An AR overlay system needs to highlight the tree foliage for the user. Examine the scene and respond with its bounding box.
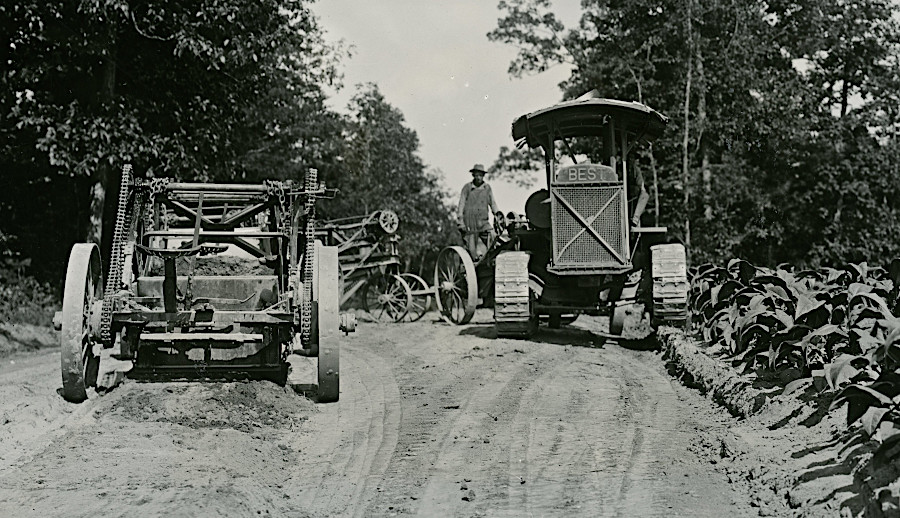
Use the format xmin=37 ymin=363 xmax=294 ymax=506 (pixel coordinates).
xmin=1 ymin=1 xmax=455 ymax=283
xmin=489 ymin=0 xmax=900 ymax=268
xmin=325 ymin=85 xmax=457 ymax=272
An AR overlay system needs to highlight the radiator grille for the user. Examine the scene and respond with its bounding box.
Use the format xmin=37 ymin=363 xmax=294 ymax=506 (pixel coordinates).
xmin=551 ymin=185 xmax=627 ymax=270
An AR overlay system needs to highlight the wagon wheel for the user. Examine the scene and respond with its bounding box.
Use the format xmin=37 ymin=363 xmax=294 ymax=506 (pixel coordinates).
xmin=60 ymin=243 xmax=103 ymax=403
xmin=315 ymin=242 xmax=340 ymax=403
xmin=362 ymin=273 xmax=412 ymax=323
xmin=434 ymin=246 xmax=477 ymax=325
xmin=399 ymin=273 xmax=432 ymax=322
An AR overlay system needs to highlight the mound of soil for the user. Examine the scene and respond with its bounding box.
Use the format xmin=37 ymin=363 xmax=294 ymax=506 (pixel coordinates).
xmin=148 ymin=255 xmax=273 ymax=276
xmin=106 ymin=381 xmax=315 ymax=434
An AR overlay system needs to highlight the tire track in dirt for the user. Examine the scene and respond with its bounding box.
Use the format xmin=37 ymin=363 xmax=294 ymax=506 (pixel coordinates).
xmin=0 ymin=314 xmax=758 ymax=517
xmin=412 ymin=337 xmax=565 ymax=516
xmin=0 ymin=351 xmax=99 ymax=476
xmin=285 ymin=342 xmax=402 ymax=517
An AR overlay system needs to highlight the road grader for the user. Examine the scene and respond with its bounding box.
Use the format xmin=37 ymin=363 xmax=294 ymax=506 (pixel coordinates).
xmin=314 ymin=210 xmax=430 ymax=323
xmin=58 ymin=166 xmax=351 ymax=403
xmin=432 ymin=92 xmax=689 ymax=337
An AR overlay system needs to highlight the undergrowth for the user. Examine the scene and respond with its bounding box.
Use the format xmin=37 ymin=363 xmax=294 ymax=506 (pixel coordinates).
xmin=0 ymin=264 xmax=59 ymax=326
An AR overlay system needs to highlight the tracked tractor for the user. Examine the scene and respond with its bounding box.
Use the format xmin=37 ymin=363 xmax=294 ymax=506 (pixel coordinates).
xmin=432 ymin=92 xmax=689 ymax=337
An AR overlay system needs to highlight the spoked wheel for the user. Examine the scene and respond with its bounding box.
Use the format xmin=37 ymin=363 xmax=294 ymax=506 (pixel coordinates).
xmin=434 ymin=246 xmax=477 ymax=325
xmin=378 ymin=210 xmax=399 ymax=234
xmin=362 ymin=273 xmax=412 ymax=323
xmin=60 ymin=243 xmax=103 ymax=403
xmin=315 ymin=242 xmax=340 ymax=403
xmin=399 ymin=273 xmax=432 ymax=322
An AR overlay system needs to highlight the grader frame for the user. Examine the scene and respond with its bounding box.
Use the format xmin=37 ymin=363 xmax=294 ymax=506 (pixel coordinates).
xmin=58 ymin=166 xmax=351 ymax=403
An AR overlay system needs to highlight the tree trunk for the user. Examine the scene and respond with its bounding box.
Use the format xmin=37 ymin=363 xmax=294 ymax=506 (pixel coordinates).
xmin=88 ymin=28 xmax=117 ymax=248
xmin=87 ymin=169 xmax=109 ymax=246
xmin=682 ymin=0 xmax=693 ymax=258
xmin=696 ymin=47 xmax=710 ymax=221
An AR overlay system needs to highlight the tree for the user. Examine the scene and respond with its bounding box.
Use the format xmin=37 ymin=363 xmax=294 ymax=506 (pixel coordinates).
xmin=0 ymin=0 xmax=344 ymax=275
xmin=489 ymin=0 xmax=900 ymax=267
xmin=324 ymin=85 xmax=457 ymax=273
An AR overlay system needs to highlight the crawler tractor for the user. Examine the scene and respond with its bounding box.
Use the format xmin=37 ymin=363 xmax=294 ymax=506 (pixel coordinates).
xmin=432 ymin=92 xmax=689 ymax=336
xmin=58 ymin=166 xmax=351 ymax=403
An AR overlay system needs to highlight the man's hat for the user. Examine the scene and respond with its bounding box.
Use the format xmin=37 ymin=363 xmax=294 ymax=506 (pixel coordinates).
xmin=469 ymin=164 xmax=488 ymax=175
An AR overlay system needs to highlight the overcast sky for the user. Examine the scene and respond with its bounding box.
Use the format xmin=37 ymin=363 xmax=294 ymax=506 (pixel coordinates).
xmin=312 ymin=0 xmax=582 ymax=213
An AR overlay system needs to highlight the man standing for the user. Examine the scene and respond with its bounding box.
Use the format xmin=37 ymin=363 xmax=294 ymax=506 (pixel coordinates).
xmin=458 ymin=164 xmax=502 ymax=261
xmin=627 ymin=162 xmax=650 ymax=227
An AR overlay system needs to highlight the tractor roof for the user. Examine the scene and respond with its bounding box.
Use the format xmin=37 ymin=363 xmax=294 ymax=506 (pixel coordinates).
xmin=511 ymin=94 xmax=669 ymax=149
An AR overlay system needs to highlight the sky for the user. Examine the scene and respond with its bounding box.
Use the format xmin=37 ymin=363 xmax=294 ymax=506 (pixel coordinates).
xmin=311 ymin=0 xmax=582 ymax=214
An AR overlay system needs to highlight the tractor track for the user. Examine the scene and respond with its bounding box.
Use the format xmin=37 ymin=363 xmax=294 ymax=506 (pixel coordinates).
xmin=0 ymin=311 xmax=755 ymax=517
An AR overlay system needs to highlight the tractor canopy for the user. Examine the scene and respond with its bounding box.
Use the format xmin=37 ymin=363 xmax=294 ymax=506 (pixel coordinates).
xmin=512 ymin=91 xmax=668 ymax=150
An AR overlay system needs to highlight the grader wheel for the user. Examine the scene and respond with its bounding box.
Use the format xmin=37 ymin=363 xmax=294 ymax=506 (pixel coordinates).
xmin=434 ymin=246 xmax=477 ymax=325
xmin=60 ymin=243 xmax=103 ymax=403
xmin=315 ymin=242 xmax=340 ymax=403
xmin=362 ymin=273 xmax=412 ymax=323
xmin=399 ymin=273 xmax=432 ymax=322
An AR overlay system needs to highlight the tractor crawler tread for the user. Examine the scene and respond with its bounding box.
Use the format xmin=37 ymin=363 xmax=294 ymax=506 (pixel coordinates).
xmin=650 ymin=244 xmax=689 ymax=326
xmin=494 ymin=252 xmax=535 ymax=338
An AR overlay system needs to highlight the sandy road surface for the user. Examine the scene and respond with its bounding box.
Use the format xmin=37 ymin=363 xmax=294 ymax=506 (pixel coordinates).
xmin=0 ymin=310 xmax=754 ymax=517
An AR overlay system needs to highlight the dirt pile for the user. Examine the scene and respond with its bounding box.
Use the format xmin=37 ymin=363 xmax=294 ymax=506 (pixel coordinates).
xmin=147 ymin=254 xmax=272 ymax=276
xmin=107 ymin=381 xmax=316 ymax=433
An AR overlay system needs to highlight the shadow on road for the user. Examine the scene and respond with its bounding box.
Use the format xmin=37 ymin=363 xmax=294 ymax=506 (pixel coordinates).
xmin=459 ymin=323 xmax=612 ymax=349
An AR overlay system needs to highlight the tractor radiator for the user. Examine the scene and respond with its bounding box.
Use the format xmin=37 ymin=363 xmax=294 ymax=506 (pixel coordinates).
xmin=550 ymin=185 xmax=628 ymax=273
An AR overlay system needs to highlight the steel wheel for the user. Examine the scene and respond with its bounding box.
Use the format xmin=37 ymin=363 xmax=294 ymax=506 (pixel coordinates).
xmin=400 ymin=273 xmax=432 ymax=322
xmin=378 ymin=210 xmax=399 ymax=234
xmin=362 ymin=273 xmax=411 ymax=323
xmin=60 ymin=243 xmax=103 ymax=403
xmin=434 ymin=246 xmax=477 ymax=325
xmin=610 ymin=303 xmax=627 ymax=336
xmin=316 ymin=243 xmax=340 ymax=403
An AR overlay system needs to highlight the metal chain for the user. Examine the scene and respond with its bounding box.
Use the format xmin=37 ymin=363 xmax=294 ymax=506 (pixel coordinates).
xmin=144 ymin=177 xmax=169 ymax=234
xmin=100 ymin=164 xmax=133 ymax=345
xmin=300 ymin=169 xmax=317 ymax=343
xmin=264 ymin=180 xmax=292 ymax=236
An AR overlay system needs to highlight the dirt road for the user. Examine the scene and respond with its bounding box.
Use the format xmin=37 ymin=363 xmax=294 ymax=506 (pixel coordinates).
xmin=0 ymin=310 xmax=755 ymax=517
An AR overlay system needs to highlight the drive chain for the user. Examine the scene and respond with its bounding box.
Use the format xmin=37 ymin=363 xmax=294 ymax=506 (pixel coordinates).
xmin=100 ymin=164 xmax=132 ymax=345
xmin=300 ymin=169 xmax=317 ymax=344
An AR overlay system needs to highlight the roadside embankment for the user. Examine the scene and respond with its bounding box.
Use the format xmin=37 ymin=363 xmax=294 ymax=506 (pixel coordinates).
xmin=659 ymin=326 xmax=900 ymax=517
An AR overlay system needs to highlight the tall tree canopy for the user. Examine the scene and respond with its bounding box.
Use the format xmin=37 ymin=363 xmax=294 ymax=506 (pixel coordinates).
xmin=1 ymin=0 xmax=345 ymax=275
xmin=1 ymin=1 xmax=455 ymax=282
xmin=489 ymin=0 xmax=900 ymax=267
